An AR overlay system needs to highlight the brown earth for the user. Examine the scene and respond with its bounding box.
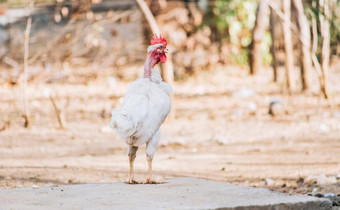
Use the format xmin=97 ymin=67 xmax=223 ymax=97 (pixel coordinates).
xmin=0 ymin=65 xmax=339 ymax=196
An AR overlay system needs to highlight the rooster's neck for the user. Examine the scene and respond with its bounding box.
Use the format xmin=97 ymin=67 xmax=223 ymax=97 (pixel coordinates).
xmin=144 ymin=53 xmax=159 ymax=78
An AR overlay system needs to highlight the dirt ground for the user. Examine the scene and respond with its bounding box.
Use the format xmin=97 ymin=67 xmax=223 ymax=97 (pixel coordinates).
xmin=0 ymin=65 xmax=339 ymax=196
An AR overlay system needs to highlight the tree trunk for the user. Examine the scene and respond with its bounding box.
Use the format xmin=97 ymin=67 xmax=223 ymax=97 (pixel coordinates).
xmin=135 ymin=0 xmax=161 ymax=35
xmin=292 ymin=0 xmax=313 ymax=91
xmin=311 ymin=17 xmax=323 ymax=86
xmin=311 ymin=16 xmax=327 ymax=99
xmin=282 ymin=0 xmax=295 ymax=92
xmin=249 ymin=0 xmax=269 ymax=75
xmin=269 ymin=4 xmax=280 ymax=82
xmin=319 ymin=0 xmax=330 ymax=99
xmin=23 ymin=0 xmax=34 ymax=128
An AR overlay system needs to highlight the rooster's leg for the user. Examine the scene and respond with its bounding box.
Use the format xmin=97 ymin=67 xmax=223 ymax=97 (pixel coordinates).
xmin=146 ymin=154 xmax=153 ymax=181
xmin=146 ymin=154 xmax=153 ymax=182
xmin=128 ymin=146 xmax=139 ymax=184
xmin=145 ymin=131 xmax=165 ymax=184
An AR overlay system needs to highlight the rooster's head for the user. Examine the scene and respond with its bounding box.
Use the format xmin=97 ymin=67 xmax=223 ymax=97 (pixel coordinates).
xmin=147 ymin=34 xmax=167 ymax=64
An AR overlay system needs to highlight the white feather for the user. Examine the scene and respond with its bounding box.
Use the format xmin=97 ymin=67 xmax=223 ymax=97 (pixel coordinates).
xmin=151 ymin=68 xmax=172 ymax=94
xmin=110 ymin=68 xmax=172 ymax=148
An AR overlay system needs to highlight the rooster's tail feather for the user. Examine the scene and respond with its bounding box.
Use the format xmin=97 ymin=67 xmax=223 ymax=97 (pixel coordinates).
xmin=110 ymin=110 xmax=134 ymax=138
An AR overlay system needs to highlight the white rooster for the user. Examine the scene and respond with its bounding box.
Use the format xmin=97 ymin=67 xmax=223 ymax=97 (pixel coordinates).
xmin=110 ymin=34 xmax=172 ymax=184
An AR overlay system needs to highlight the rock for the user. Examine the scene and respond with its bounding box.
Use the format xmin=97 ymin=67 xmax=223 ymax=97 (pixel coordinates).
xmin=323 ymin=193 xmax=336 ymax=197
xmin=284 ymin=181 xmax=299 ymax=188
xmin=245 ymin=102 xmax=257 ymax=115
xmin=304 ymin=174 xmax=337 ymax=185
xmin=265 ymin=178 xmax=275 ymax=186
xmin=232 ymin=87 xmax=255 ymax=98
xmin=319 ymin=124 xmax=330 ymax=133
xmin=106 ymin=76 xmax=117 ymax=88
xmin=231 ymin=109 xmax=244 ymax=119
xmin=329 ymin=195 xmax=340 ymax=207
xmin=214 ymin=135 xmax=234 ymax=145
xmin=268 ymin=99 xmax=285 ymax=117
xmin=311 ymin=193 xmax=340 ymax=207
xmin=43 ymin=88 xmax=53 ymax=98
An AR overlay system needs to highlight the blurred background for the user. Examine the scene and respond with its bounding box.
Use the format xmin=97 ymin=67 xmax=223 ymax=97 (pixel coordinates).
xmin=0 ymin=0 xmax=339 ymax=197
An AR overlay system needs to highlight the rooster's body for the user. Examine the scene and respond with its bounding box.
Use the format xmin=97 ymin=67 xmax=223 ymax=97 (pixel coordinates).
xmin=110 ymin=35 xmax=172 ymax=184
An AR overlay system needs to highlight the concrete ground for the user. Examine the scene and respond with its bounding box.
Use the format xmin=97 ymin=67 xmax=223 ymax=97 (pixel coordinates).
xmin=0 ymin=177 xmax=332 ymax=210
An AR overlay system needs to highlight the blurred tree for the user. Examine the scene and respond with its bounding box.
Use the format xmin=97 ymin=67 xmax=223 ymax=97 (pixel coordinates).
xmin=292 ymin=0 xmax=313 ymax=91
xmin=269 ymin=1 xmax=281 ymax=82
xmin=23 ymin=0 xmax=34 ymax=128
xmin=282 ymin=0 xmax=295 ymax=93
xmin=249 ymin=0 xmax=269 ymax=75
xmin=206 ymin=0 xmax=258 ymax=65
xmin=306 ymin=0 xmax=333 ymax=98
xmin=319 ymin=0 xmax=330 ymax=99
xmin=266 ymin=0 xmax=335 ymax=98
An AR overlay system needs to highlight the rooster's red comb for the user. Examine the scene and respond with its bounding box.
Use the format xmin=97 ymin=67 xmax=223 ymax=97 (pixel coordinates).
xmin=150 ymin=34 xmax=167 ymax=47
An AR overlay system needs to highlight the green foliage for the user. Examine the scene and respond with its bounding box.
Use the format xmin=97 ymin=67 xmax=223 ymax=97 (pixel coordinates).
xmin=330 ymin=0 xmax=340 ymax=47
xmin=262 ymin=31 xmax=272 ymax=64
xmin=206 ymin=0 xmax=262 ymax=65
xmin=304 ymin=0 xmax=340 ymax=57
xmin=213 ymin=0 xmax=257 ymax=45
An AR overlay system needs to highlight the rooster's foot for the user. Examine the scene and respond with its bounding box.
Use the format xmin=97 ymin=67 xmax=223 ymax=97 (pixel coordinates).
xmin=126 ymin=179 xmax=141 ymax=184
xmin=145 ymin=178 xmax=167 ymax=184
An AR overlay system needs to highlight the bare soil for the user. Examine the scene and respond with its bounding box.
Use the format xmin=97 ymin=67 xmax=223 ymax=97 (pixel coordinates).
xmin=0 ymin=65 xmax=339 ymax=196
